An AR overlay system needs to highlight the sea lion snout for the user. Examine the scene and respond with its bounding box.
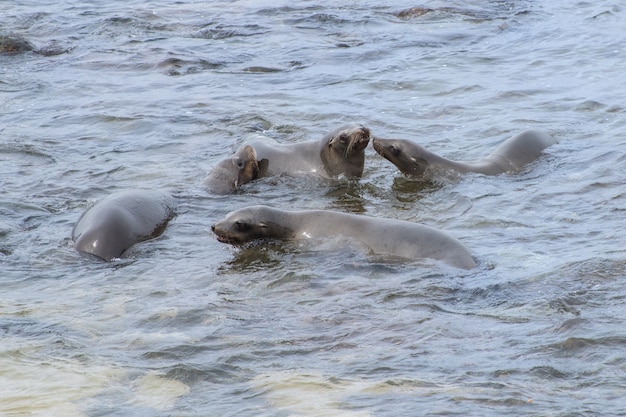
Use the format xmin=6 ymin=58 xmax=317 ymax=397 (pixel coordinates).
xmin=372 ymin=137 xmax=398 ymax=158
xmin=355 ymin=126 xmax=371 ymax=149
xmin=344 ymin=125 xmax=371 ymax=155
xmin=211 ymin=222 xmax=235 ymax=244
xmin=372 ymin=137 xmax=383 ymax=154
xmin=356 ymin=125 xmax=371 ymax=140
xmin=356 ymin=125 xmax=370 ymax=138
xmin=211 ymin=215 xmax=252 ymax=244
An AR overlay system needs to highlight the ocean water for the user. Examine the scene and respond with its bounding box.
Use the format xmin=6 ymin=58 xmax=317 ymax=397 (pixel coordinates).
xmin=1 ymin=1 xmax=625 ymax=416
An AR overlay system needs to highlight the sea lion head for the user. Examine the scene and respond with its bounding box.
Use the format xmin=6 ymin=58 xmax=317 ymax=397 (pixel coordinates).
xmin=320 ymin=124 xmax=371 ymax=178
xmin=372 ymin=137 xmax=429 ymax=177
xmin=205 ymin=145 xmax=260 ymax=194
xmin=74 ymin=224 xmax=129 ymax=261
xmin=73 ymin=207 xmax=134 ymax=261
xmin=232 ymin=145 xmax=260 ymax=185
xmin=212 ymin=205 xmax=294 ymax=244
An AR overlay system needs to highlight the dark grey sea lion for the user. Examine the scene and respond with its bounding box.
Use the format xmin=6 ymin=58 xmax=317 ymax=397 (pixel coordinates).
xmin=373 ymin=129 xmax=557 ymax=177
xmin=211 ymin=205 xmax=476 ymax=269
xmin=72 ymin=190 xmax=176 ymax=261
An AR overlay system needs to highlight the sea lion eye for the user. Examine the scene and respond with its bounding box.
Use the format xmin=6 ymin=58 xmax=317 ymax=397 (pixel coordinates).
xmin=235 ymin=158 xmax=244 ymax=169
xmin=390 ymin=145 xmax=401 ymax=156
xmin=339 ymin=134 xmax=349 ymax=143
xmin=235 ymin=221 xmax=251 ymax=232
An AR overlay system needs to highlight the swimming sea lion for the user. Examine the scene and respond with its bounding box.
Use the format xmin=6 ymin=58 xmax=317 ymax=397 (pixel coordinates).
xmin=72 ymin=190 xmax=176 ymax=261
xmin=249 ymin=124 xmax=371 ymax=178
xmin=211 ymin=205 xmax=476 ymax=269
xmin=204 ymin=145 xmax=264 ymax=194
xmin=373 ymin=129 xmax=557 ymax=177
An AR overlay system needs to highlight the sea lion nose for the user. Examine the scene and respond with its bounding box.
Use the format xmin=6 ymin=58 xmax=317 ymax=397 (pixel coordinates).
xmin=211 ymin=224 xmax=216 ymax=232
xmin=372 ymin=139 xmax=381 ymax=153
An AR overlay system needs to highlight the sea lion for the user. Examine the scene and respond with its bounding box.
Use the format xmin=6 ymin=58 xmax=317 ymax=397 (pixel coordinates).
xmin=373 ymin=129 xmax=557 ymax=177
xmin=249 ymin=124 xmax=371 ymax=178
xmin=204 ymin=145 xmax=264 ymax=194
xmin=72 ymin=190 xmax=176 ymax=261
xmin=211 ymin=205 xmax=476 ymax=269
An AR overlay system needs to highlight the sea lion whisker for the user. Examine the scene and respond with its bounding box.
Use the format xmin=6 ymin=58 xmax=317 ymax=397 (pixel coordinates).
xmin=344 ymin=140 xmax=353 ymax=158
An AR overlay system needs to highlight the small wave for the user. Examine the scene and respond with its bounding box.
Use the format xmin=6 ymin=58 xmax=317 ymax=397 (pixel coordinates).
xmin=546 ymin=336 xmax=626 ymax=355
xmin=0 ymin=143 xmax=56 ymax=164
xmin=529 ymin=365 xmax=570 ymax=379
xmin=240 ymin=66 xmax=284 ymax=74
xmin=164 ymin=362 xmax=243 ymax=385
xmin=158 ymin=56 xmax=224 ymax=76
xmin=192 ymin=24 xmax=270 ymax=40
xmin=395 ymin=7 xmax=494 ymax=21
xmin=394 ymin=4 xmax=531 ymax=22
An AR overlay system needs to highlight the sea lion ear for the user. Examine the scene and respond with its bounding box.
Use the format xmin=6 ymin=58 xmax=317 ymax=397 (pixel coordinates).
xmin=257 ymin=159 xmax=269 ymax=175
xmin=410 ymin=157 xmax=428 ymax=175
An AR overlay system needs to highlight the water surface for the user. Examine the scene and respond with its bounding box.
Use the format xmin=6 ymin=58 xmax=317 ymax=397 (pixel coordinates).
xmin=1 ymin=1 xmax=626 ymax=415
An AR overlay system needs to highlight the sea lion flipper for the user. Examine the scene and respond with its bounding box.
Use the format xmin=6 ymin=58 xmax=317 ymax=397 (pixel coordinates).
xmin=257 ymin=158 xmax=270 ymax=177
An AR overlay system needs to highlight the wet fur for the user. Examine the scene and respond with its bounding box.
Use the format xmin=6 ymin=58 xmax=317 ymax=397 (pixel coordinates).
xmin=250 ymin=124 xmax=371 ymax=178
xmin=72 ymin=190 xmax=176 ymax=261
xmin=373 ymin=129 xmax=557 ymax=177
xmin=212 ymin=205 xmax=476 ymax=269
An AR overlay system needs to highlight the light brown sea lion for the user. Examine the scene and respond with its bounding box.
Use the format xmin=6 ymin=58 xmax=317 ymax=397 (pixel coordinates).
xmin=204 ymin=145 xmax=263 ymax=194
xmin=249 ymin=124 xmax=371 ymax=179
xmin=72 ymin=190 xmax=176 ymax=261
xmin=211 ymin=205 xmax=476 ymax=269
xmin=373 ymin=129 xmax=557 ymax=177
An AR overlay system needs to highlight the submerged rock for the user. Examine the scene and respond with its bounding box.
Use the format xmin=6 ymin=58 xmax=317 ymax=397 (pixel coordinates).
xmin=0 ymin=33 xmax=72 ymax=56
xmin=0 ymin=33 xmax=36 ymax=53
